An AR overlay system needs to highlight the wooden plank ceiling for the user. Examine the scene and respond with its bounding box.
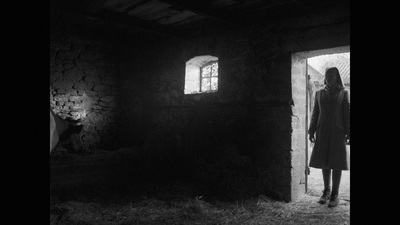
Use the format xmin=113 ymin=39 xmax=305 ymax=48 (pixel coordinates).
xmin=51 ymin=0 xmax=349 ymax=39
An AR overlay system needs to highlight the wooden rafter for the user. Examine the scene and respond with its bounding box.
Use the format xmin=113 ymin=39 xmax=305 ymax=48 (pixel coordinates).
xmin=51 ymin=5 xmax=184 ymax=39
xmin=156 ymin=0 xmax=236 ymax=26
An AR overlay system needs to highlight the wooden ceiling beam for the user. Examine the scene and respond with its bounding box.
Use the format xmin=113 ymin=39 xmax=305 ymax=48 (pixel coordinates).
xmin=85 ymin=0 xmax=110 ymax=13
xmin=157 ymin=0 xmax=236 ymax=26
xmin=94 ymin=8 xmax=182 ymax=37
xmin=122 ymin=0 xmax=154 ymax=13
xmin=51 ymin=6 xmax=184 ymax=40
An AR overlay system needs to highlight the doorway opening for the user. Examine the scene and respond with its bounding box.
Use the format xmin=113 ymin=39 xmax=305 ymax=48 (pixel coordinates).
xmin=306 ymin=51 xmax=350 ymax=202
xmin=291 ymin=46 xmax=350 ymax=202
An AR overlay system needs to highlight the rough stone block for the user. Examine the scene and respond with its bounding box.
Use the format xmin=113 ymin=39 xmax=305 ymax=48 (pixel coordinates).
xmin=95 ymin=124 xmax=106 ymax=130
xmin=81 ymin=45 xmax=103 ymax=60
xmin=107 ymin=101 xmax=117 ymax=108
xmin=69 ymin=95 xmax=81 ymax=101
xmin=58 ymin=50 xmax=78 ymax=59
xmin=90 ymin=97 xmax=99 ymax=103
xmin=93 ymin=84 xmax=109 ymax=91
xmin=97 ymin=91 xmax=107 ymax=98
xmin=56 ymin=88 xmax=75 ymax=95
xmin=97 ymin=101 xmax=108 ymax=107
xmin=73 ymin=82 xmax=94 ymax=91
xmin=100 ymin=96 xmax=114 ymax=102
xmin=50 ymin=71 xmax=63 ymax=80
xmin=85 ymin=74 xmax=100 ymax=83
xmin=70 ymin=90 xmax=78 ymax=96
xmin=85 ymin=90 xmax=97 ymax=96
xmin=70 ymin=105 xmax=84 ymax=111
xmin=91 ymin=105 xmax=101 ymax=110
xmin=85 ymin=125 xmax=96 ymax=133
xmin=64 ymin=68 xmax=84 ymax=81
xmin=52 ymin=80 xmax=74 ymax=90
xmin=54 ymin=95 xmax=69 ymax=102
xmin=62 ymin=63 xmax=75 ymax=70
xmin=76 ymin=60 xmax=96 ymax=69
xmin=70 ymin=111 xmax=86 ymax=120
xmin=87 ymin=113 xmax=103 ymax=123
xmin=83 ymin=68 xmax=97 ymax=76
xmin=291 ymin=115 xmax=300 ymax=129
xmin=77 ymin=90 xmax=85 ymax=96
xmin=82 ymin=134 xmax=97 ymax=142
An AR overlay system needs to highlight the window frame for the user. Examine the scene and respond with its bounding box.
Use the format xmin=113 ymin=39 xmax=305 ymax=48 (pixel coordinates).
xmin=199 ymin=60 xmax=218 ymax=93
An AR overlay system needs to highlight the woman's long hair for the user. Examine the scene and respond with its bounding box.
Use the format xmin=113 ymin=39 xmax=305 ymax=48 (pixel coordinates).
xmin=323 ymin=67 xmax=345 ymax=88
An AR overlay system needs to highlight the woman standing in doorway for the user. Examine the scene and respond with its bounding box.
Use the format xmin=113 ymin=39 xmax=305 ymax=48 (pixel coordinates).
xmin=308 ymin=67 xmax=350 ymax=207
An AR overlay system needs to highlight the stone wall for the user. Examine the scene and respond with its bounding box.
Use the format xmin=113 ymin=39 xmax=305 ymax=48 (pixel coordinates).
xmin=50 ymin=26 xmax=121 ymax=151
xmin=290 ymin=53 xmax=308 ymax=201
xmin=50 ymin=7 xmax=349 ymax=201
xmin=114 ymin=7 xmax=349 ymax=201
xmin=115 ymin=34 xmax=296 ymax=200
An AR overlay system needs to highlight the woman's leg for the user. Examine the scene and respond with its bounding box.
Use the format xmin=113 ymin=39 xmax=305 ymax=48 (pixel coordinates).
xmin=322 ymin=168 xmax=331 ymax=190
xmin=332 ymin=169 xmax=342 ymax=194
xmin=329 ymin=169 xmax=342 ymax=207
xmin=318 ymin=168 xmax=332 ymax=204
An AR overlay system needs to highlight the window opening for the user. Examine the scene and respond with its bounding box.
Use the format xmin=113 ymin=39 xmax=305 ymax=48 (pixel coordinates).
xmin=184 ymin=55 xmax=219 ymax=94
xmin=200 ymin=61 xmax=218 ymax=92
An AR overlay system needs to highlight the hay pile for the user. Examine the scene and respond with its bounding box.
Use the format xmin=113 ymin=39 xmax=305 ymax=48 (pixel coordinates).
xmin=50 ymin=146 xmax=349 ymax=224
xmin=51 ymin=187 xmax=349 ymax=225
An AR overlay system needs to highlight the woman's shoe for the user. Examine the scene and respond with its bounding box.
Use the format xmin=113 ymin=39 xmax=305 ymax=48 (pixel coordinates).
xmin=318 ymin=188 xmax=331 ymax=204
xmin=328 ymin=191 xmax=339 ymax=207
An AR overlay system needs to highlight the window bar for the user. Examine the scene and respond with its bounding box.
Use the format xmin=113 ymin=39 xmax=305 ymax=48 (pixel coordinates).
xmin=200 ymin=65 xmax=203 ymax=92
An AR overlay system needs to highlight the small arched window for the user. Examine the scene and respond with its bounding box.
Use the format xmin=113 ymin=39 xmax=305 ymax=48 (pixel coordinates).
xmin=185 ymin=55 xmax=218 ymax=94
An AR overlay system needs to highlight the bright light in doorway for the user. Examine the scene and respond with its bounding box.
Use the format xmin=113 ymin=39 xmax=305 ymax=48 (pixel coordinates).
xmin=307 ymin=52 xmax=350 ymax=88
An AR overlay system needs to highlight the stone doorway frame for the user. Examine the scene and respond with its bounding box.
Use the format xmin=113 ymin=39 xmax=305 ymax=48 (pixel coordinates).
xmin=290 ymin=45 xmax=350 ymax=201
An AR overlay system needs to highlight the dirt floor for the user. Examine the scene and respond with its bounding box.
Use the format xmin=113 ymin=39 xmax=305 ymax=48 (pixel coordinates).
xmin=50 ymin=182 xmax=350 ymax=225
xmin=50 ymin=145 xmax=350 ymax=225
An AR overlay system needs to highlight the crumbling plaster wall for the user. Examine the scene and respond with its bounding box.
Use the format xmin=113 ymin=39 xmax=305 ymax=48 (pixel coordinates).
xmin=116 ymin=8 xmax=350 ymax=201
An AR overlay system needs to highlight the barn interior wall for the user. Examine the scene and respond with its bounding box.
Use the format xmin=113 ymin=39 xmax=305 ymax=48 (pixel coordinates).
xmin=115 ymin=16 xmax=348 ymax=201
xmin=50 ymin=7 xmax=349 ymax=201
xmin=49 ymin=24 xmax=151 ymax=151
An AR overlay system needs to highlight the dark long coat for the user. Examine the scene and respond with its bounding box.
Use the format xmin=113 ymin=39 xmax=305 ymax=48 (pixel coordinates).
xmin=308 ymin=88 xmax=350 ymax=170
